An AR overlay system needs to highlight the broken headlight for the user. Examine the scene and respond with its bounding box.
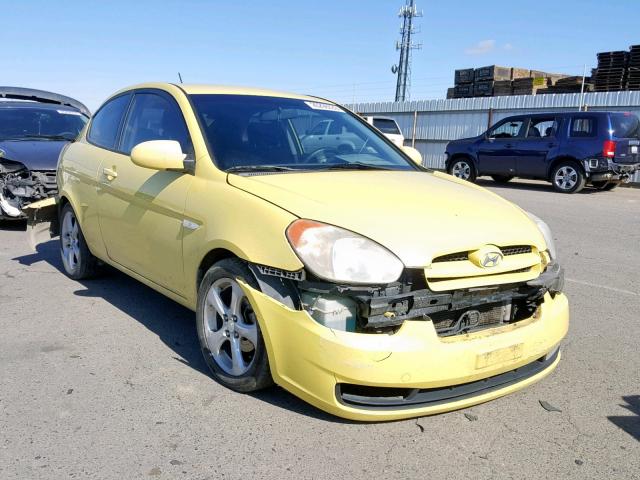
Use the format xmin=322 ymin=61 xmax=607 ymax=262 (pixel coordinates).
xmin=286 ymin=219 xmax=403 ymax=284
xmin=526 ymin=212 xmax=557 ymax=260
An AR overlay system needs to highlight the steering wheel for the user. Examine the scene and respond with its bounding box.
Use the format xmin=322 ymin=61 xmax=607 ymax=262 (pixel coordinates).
xmin=303 ymin=148 xmax=337 ymax=164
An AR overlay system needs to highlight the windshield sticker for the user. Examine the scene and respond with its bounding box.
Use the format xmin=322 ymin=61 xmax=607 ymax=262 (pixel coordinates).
xmin=304 ymin=101 xmax=344 ymax=113
xmin=57 ymin=109 xmax=82 ymax=116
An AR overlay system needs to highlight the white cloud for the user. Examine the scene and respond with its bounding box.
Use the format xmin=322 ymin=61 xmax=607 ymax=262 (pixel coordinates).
xmin=503 ymin=43 xmax=514 ymax=51
xmin=465 ymin=39 xmax=496 ymax=55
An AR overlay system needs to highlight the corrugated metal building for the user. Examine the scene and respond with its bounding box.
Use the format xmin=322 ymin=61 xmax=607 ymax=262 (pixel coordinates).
xmin=349 ymin=91 xmax=640 ymax=182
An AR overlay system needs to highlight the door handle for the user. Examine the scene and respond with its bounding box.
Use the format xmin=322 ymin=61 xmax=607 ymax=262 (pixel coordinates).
xmin=103 ymin=167 xmax=117 ymax=180
xmin=505 ymin=144 xmax=513 ymax=148
xmin=548 ymin=142 xmax=557 ymax=147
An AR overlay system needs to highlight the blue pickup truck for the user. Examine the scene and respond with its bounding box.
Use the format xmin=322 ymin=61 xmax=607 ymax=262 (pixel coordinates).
xmin=445 ymin=111 xmax=640 ymax=193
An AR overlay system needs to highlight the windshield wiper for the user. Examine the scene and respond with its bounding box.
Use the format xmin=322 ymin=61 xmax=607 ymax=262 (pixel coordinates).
xmin=319 ymin=162 xmax=395 ymax=171
xmin=18 ymin=134 xmax=76 ymax=141
xmin=226 ymin=165 xmax=299 ymax=173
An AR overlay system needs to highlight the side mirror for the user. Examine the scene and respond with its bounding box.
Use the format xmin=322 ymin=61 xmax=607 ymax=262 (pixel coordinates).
xmin=130 ymin=140 xmax=186 ymax=171
xmin=402 ymin=146 xmax=423 ymax=166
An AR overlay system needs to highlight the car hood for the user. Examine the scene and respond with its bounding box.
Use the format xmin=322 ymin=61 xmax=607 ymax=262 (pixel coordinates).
xmin=0 ymin=140 xmax=67 ymax=170
xmin=227 ymin=170 xmax=546 ymax=267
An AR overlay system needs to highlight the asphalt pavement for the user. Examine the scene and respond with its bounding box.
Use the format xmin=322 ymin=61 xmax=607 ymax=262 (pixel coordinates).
xmin=1 ymin=179 xmax=639 ymax=480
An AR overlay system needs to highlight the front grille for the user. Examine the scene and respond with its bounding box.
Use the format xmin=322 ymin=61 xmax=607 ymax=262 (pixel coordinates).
xmin=432 ymin=245 xmax=532 ymax=263
xmin=336 ymin=348 xmax=559 ymax=409
xmin=502 ymin=245 xmax=532 ymax=256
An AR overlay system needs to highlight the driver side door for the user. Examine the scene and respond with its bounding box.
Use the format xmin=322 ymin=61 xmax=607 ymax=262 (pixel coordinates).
xmin=476 ymin=118 xmax=525 ymax=175
xmin=97 ymin=90 xmax=194 ymax=296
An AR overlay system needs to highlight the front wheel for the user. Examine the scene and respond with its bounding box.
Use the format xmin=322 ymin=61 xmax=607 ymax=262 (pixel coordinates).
xmin=550 ymin=161 xmax=586 ymax=193
xmin=591 ymin=180 xmax=620 ymax=191
xmin=447 ymin=158 xmax=477 ymax=182
xmin=196 ymin=258 xmax=273 ymax=393
xmin=59 ymin=203 xmax=99 ymax=279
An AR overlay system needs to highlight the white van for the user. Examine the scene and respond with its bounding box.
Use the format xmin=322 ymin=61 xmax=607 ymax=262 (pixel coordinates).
xmin=363 ymin=116 xmax=405 ymax=147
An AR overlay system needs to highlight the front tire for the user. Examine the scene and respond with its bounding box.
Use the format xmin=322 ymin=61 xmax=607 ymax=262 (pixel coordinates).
xmin=447 ymin=158 xmax=477 ymax=182
xmin=550 ymin=161 xmax=586 ymax=193
xmin=59 ymin=203 xmax=99 ymax=279
xmin=196 ymin=258 xmax=273 ymax=393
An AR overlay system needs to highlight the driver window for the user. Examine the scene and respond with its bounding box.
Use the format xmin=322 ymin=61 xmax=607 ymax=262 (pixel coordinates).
xmin=120 ymin=93 xmax=192 ymax=155
xmin=488 ymin=120 xmax=524 ymax=139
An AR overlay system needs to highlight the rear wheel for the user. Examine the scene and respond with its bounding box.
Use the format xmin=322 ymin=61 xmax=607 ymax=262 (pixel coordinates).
xmin=196 ymin=258 xmax=273 ymax=393
xmin=550 ymin=161 xmax=586 ymax=193
xmin=448 ymin=158 xmax=477 ymax=182
xmin=59 ymin=203 xmax=99 ymax=279
xmin=592 ymin=180 xmax=620 ymax=191
xmin=491 ymin=175 xmax=514 ymax=183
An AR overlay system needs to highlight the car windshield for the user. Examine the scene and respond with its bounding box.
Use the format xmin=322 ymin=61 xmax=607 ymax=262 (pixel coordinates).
xmin=0 ymin=105 xmax=87 ymax=141
xmin=610 ymin=113 xmax=640 ymax=139
xmin=190 ymin=94 xmax=415 ymax=172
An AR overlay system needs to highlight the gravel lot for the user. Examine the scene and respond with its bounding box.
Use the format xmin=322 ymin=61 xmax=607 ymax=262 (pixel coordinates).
xmin=1 ymin=179 xmax=639 ymax=480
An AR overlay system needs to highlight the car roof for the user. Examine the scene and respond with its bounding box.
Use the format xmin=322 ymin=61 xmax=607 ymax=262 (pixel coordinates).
xmin=115 ymin=82 xmax=323 ymax=103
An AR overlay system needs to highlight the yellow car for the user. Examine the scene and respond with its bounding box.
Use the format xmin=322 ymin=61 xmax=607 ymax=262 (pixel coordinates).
xmin=30 ymin=83 xmax=568 ymax=421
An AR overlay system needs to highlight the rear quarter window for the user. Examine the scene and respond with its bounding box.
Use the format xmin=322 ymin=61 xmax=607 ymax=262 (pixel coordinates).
xmin=570 ymin=117 xmax=597 ymax=138
xmin=373 ymin=118 xmax=401 ymax=135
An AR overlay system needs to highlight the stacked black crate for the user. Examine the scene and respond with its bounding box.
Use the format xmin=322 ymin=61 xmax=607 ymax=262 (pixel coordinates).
xmin=453 ymin=68 xmax=475 ymax=98
xmin=594 ymin=50 xmax=628 ymax=92
xmin=473 ymin=65 xmax=511 ymax=97
xmin=628 ymin=45 xmax=640 ymax=91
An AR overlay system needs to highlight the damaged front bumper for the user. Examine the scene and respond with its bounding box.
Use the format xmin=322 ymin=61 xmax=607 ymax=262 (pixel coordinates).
xmin=0 ymin=161 xmax=57 ymax=219
xmin=240 ymin=277 xmax=569 ymax=421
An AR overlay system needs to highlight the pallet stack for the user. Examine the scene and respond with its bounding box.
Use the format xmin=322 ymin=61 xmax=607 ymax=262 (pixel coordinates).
xmin=538 ymin=76 xmax=593 ymax=95
xmin=628 ymin=45 xmax=640 ymax=91
xmin=593 ymin=50 xmax=628 ymax=92
xmin=449 ymin=66 xmax=572 ymax=99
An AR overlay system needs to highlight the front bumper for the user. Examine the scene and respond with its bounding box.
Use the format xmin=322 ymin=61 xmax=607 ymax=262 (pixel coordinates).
xmin=242 ymin=282 xmax=569 ymax=421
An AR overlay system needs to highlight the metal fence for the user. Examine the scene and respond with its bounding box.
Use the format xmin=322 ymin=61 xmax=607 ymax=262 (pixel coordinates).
xmin=348 ymin=91 xmax=640 ymax=183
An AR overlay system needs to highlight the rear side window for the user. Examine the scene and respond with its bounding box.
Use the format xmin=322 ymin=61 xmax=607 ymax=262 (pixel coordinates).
xmin=373 ymin=118 xmax=401 ymax=135
xmin=120 ymin=93 xmax=192 ymax=155
xmin=570 ymin=117 xmax=596 ymax=137
xmin=610 ymin=113 xmax=640 ymax=139
xmin=87 ymin=95 xmax=131 ymax=150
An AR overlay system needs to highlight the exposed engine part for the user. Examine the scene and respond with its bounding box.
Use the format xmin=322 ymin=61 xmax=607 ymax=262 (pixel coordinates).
xmin=297 ymin=263 xmax=564 ymax=336
xmin=0 ymin=161 xmax=57 ymax=217
xmin=300 ymin=292 xmax=357 ymax=332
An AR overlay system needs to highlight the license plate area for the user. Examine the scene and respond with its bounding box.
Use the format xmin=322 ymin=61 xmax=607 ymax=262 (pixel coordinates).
xmin=476 ymin=343 xmax=523 ymax=369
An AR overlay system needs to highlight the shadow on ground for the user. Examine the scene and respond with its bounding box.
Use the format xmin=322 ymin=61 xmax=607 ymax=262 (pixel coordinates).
xmin=12 ymin=238 xmax=344 ymax=422
xmin=608 ymin=395 xmax=640 ymax=442
xmin=475 ymin=178 xmax=601 ymax=194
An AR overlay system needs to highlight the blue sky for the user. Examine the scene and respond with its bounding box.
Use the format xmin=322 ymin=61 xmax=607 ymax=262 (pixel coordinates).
xmin=2 ymin=0 xmax=639 ymax=111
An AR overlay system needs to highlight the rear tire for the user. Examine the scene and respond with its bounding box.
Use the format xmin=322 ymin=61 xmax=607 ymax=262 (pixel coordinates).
xmin=592 ymin=180 xmax=620 ymax=191
xmin=447 ymin=158 xmax=477 ymax=182
xmin=491 ymin=175 xmax=514 ymax=183
xmin=196 ymin=258 xmax=273 ymax=393
xmin=59 ymin=203 xmax=99 ymax=280
xmin=550 ymin=161 xmax=586 ymax=194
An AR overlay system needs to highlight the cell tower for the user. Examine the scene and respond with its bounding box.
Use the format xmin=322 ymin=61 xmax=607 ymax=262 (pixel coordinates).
xmin=391 ymin=0 xmax=422 ymax=102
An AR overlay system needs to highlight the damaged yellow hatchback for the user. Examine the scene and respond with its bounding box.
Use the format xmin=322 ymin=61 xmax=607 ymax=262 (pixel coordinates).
xmin=30 ymin=83 xmax=568 ymax=421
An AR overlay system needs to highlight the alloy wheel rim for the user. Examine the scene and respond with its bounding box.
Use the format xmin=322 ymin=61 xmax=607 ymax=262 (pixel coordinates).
xmin=452 ymin=161 xmax=471 ymax=180
xmin=555 ymin=166 xmax=577 ymax=190
xmin=203 ymin=277 xmax=258 ymax=376
xmin=61 ymin=210 xmax=80 ymax=273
